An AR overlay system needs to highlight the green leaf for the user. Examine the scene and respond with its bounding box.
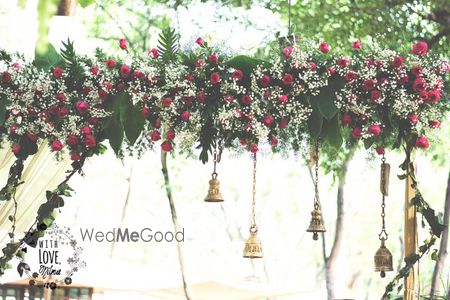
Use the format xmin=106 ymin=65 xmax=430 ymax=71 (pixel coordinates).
xmin=124 ymin=105 xmax=145 ymax=145
xmin=0 ymin=94 xmax=9 ymax=127
xmin=78 ymin=0 xmax=95 ymax=7
xmin=321 ymin=115 xmax=342 ymax=150
xmin=157 ymin=27 xmax=179 ymax=62
xmin=34 ymin=43 xmax=61 ymax=70
xmin=104 ymin=118 xmax=124 ymax=155
xmin=225 ymin=55 xmax=271 ymax=76
xmin=363 ymin=139 xmax=374 ymax=150
xmin=307 ymin=97 xmax=323 ymax=139
xmin=314 ymin=76 xmax=345 ymax=120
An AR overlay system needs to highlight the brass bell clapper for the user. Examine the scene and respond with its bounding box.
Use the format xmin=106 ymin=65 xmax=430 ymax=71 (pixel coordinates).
xmin=204 ymin=147 xmax=224 ymax=202
xmin=374 ymin=154 xmax=393 ymax=278
xmin=243 ymin=152 xmax=263 ymax=258
xmin=306 ymin=140 xmax=326 ymax=240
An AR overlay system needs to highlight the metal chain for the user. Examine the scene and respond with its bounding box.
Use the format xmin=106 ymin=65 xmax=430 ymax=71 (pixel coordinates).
xmin=379 ymin=155 xmax=388 ymax=241
xmin=251 ymin=152 xmax=258 ymax=232
xmin=314 ymin=140 xmax=320 ymax=210
xmin=212 ymin=148 xmax=218 ymax=179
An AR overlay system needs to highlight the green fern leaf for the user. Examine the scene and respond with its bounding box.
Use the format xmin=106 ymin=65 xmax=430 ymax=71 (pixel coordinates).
xmin=157 ymin=28 xmax=179 ymax=62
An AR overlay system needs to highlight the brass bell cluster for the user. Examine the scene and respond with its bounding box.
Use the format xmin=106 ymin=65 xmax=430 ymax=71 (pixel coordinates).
xmin=204 ymin=148 xmax=224 ymax=202
xmin=306 ymin=140 xmax=326 ymax=240
xmin=374 ymin=155 xmax=393 ymax=278
xmin=243 ymin=153 xmax=263 ymax=259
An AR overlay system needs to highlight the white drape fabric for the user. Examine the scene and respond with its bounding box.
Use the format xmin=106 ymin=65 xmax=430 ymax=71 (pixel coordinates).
xmin=0 ymin=143 xmax=70 ymax=246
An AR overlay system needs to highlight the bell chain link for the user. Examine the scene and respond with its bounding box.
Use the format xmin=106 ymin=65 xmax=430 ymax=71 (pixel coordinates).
xmin=251 ymin=152 xmax=258 ymax=233
xmin=379 ymin=155 xmax=388 ymax=241
xmin=314 ymin=140 xmax=320 ymax=210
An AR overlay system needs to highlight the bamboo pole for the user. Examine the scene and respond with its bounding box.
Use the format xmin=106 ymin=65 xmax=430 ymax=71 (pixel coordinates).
xmin=404 ymin=152 xmax=416 ymax=300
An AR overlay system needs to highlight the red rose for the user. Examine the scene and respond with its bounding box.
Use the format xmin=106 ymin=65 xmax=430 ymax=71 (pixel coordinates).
xmin=52 ymin=67 xmax=64 ymax=78
xmin=71 ymin=153 xmax=81 ymax=161
xmin=2 ymin=71 xmax=12 ymax=83
xmin=352 ymin=127 xmax=362 ymax=138
xmin=250 ymin=144 xmax=258 ymax=153
xmin=426 ymin=90 xmax=441 ymax=105
xmin=197 ymin=91 xmax=206 ymax=103
xmin=182 ymin=96 xmax=193 ymax=105
xmin=259 ymin=75 xmax=272 ymax=88
xmin=55 ymin=93 xmax=66 ymax=102
xmin=83 ymin=86 xmax=92 ymax=95
xmin=119 ymin=38 xmax=127 ymax=50
xmin=210 ymin=72 xmax=221 ymax=84
xmin=352 ymin=41 xmax=362 ymax=50
xmin=166 ymin=130 xmax=175 ymax=141
xmin=90 ymin=65 xmax=99 ymax=76
xmin=27 ymin=133 xmax=38 ymax=142
xmin=419 ymin=90 xmax=428 ymax=99
xmin=240 ymin=139 xmax=247 ymax=146
xmin=412 ymin=77 xmax=427 ymax=92
xmin=196 ymin=37 xmax=204 ymax=46
xmin=120 ymin=65 xmax=131 ymax=78
xmin=400 ymin=74 xmax=409 ymax=84
xmin=76 ymin=101 xmax=89 ymax=114
xmin=308 ymin=62 xmax=317 ymax=71
xmin=390 ymin=56 xmax=404 ymax=68
xmin=58 ymin=107 xmax=68 ymax=118
xmin=376 ymin=146 xmax=385 ymax=155
xmin=84 ymin=135 xmax=97 ymax=148
xmin=117 ymin=82 xmax=127 ymax=91
xmin=51 ymin=140 xmax=63 ymax=151
xmin=282 ymin=46 xmax=293 ymax=58
xmin=407 ymin=114 xmax=419 ymax=124
xmin=241 ymin=95 xmax=252 ymax=106
xmin=11 ymin=144 xmax=21 ymax=154
xmin=141 ymin=106 xmax=150 ymax=117
xmin=88 ymin=117 xmax=98 ymax=125
xmin=327 ymin=67 xmax=336 ymax=75
xmin=362 ymin=79 xmax=376 ymax=91
xmin=81 ymin=126 xmax=92 ymax=136
xmin=149 ymin=131 xmax=161 ymax=141
xmin=279 ymin=118 xmax=288 ymax=129
xmin=98 ymin=89 xmax=108 ymax=101
xmin=344 ymin=71 xmax=357 ymax=82
xmin=278 ymin=95 xmax=288 ymax=105
xmin=209 ymin=53 xmax=218 ymax=64
xmin=106 ymin=59 xmax=116 ymax=69
xmin=225 ymin=95 xmax=234 ymax=104
xmin=282 ymin=73 xmax=294 ymax=86
xmin=271 ymin=137 xmax=278 ymax=147
xmin=195 ymin=59 xmax=205 ymax=69
xmin=341 ymin=113 xmax=352 ymax=125
xmin=411 ymin=66 xmax=422 ymax=77
xmin=232 ymin=70 xmax=244 ymax=81
xmin=185 ymin=73 xmax=193 ymax=81
xmin=66 ymin=134 xmax=79 ymax=146
xmin=412 ymin=42 xmax=428 ymax=56
xmin=103 ymin=82 xmax=113 ymax=89
xmin=154 ymin=118 xmax=161 ymax=129
xmin=429 ymin=120 xmax=441 ymax=128
xmin=148 ymin=48 xmax=159 ymax=59
xmin=162 ymin=98 xmax=173 ymax=107
xmin=161 ymin=141 xmax=173 ymax=152
xmin=181 ymin=111 xmax=190 ymax=121
xmin=415 ymin=136 xmax=429 ymax=149
xmin=337 ymin=57 xmax=350 ymax=68
xmin=264 ymin=115 xmax=273 ymax=126
xmin=368 ymin=124 xmax=381 ymax=136
xmin=319 ymin=42 xmax=330 ymax=54
xmin=370 ymin=90 xmax=382 ymax=103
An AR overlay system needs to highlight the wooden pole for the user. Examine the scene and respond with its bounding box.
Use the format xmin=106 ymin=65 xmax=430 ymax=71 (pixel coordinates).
xmin=404 ymin=152 xmax=416 ymax=300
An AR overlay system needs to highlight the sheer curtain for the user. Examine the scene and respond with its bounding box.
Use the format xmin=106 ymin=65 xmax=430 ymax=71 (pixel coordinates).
xmin=0 ymin=143 xmax=71 ymax=246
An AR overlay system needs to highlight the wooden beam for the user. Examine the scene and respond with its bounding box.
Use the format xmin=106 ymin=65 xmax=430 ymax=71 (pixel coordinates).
xmin=404 ymin=152 xmax=417 ymax=300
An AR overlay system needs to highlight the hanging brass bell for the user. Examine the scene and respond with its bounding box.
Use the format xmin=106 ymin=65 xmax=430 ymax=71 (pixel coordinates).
xmin=374 ymin=240 xmax=393 ymax=278
xmin=204 ymin=173 xmax=224 ymax=202
xmin=306 ymin=204 xmax=326 ymax=240
xmin=243 ymin=225 xmax=263 ymax=258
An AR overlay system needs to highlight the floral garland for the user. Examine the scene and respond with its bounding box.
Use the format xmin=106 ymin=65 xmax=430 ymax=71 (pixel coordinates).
xmin=0 ymin=32 xmax=449 ymax=296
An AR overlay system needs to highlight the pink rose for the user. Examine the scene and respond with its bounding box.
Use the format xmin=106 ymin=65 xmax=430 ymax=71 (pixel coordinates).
xmin=116 ymin=82 xmax=126 ymax=92
xmin=429 ymin=120 xmax=441 ymax=128
xmin=344 ymin=71 xmax=357 ymax=82
xmin=98 ymin=89 xmax=108 ymax=101
xmin=282 ymin=73 xmax=294 ymax=86
xmin=196 ymin=91 xmax=206 ymax=103
xmin=264 ymin=115 xmax=273 ymax=126
xmin=66 ymin=134 xmax=79 ymax=146
xmin=76 ymin=101 xmax=89 ymax=114
xmin=250 ymin=144 xmax=258 ymax=153
xmin=166 ymin=130 xmax=175 ymax=141
xmin=141 ymin=106 xmax=150 ymax=118
xmin=181 ymin=111 xmax=190 ymax=122
xmin=196 ymin=37 xmax=204 ymax=46
xmin=337 ymin=57 xmax=350 ymax=68
xmin=412 ymin=77 xmax=427 ymax=92
xmin=208 ymin=53 xmax=218 ymax=64
xmin=368 ymin=124 xmax=381 ymax=136
xmin=119 ymin=38 xmax=127 ymax=50
xmin=371 ymin=90 xmax=382 ymax=103
xmin=11 ymin=144 xmax=21 ymax=154
xmin=51 ymin=140 xmax=63 ymax=151
xmin=352 ymin=127 xmax=362 ymax=138
xmin=148 ymin=48 xmax=159 ymax=59
xmin=341 ymin=113 xmax=352 ymax=125
xmin=241 ymin=95 xmax=252 ymax=106
xmin=419 ymin=90 xmax=428 ymax=99
xmin=376 ymin=146 xmax=385 ymax=155
xmin=149 ymin=131 xmax=161 ymax=141
xmin=327 ymin=67 xmax=336 ymax=75
xmin=162 ymin=98 xmax=173 ymax=107
xmin=161 ymin=141 xmax=173 ymax=152
xmin=106 ymin=59 xmax=116 ymax=69
xmin=407 ymin=114 xmax=419 ymax=124
xmin=232 ymin=70 xmax=244 ymax=81
xmin=71 ymin=153 xmax=81 ymax=161
xmin=52 ymin=67 xmax=64 ymax=78
xmin=279 ymin=119 xmax=288 ymax=129
xmin=225 ymin=95 xmax=234 ymax=104
xmin=1 ymin=71 xmax=11 ymax=83
xmin=319 ymin=42 xmax=330 ymax=54
xmin=120 ymin=65 xmax=131 ymax=78
xmin=210 ymin=72 xmax=221 ymax=84
xmin=308 ymin=62 xmax=317 ymax=71
xmin=278 ymin=95 xmax=288 ymax=105
xmin=81 ymin=126 xmax=92 ymax=136
xmin=84 ymin=135 xmax=97 ymax=148
xmin=362 ymin=79 xmax=376 ymax=90
xmin=391 ymin=56 xmax=404 ymax=68
xmin=426 ymin=90 xmax=441 ymax=105
xmin=412 ymin=42 xmax=428 ymax=56
xmin=195 ymin=60 xmax=205 ymax=69
xmin=271 ymin=137 xmax=278 ymax=147
xmin=411 ymin=66 xmax=422 ymax=77
xmin=352 ymin=41 xmax=362 ymax=50
xmin=415 ymin=136 xmax=429 ymax=149
xmin=182 ymin=96 xmax=193 ymax=105
xmin=90 ymin=65 xmax=99 ymax=76
xmin=259 ymin=75 xmax=272 ymax=88
xmin=282 ymin=46 xmax=294 ymax=58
